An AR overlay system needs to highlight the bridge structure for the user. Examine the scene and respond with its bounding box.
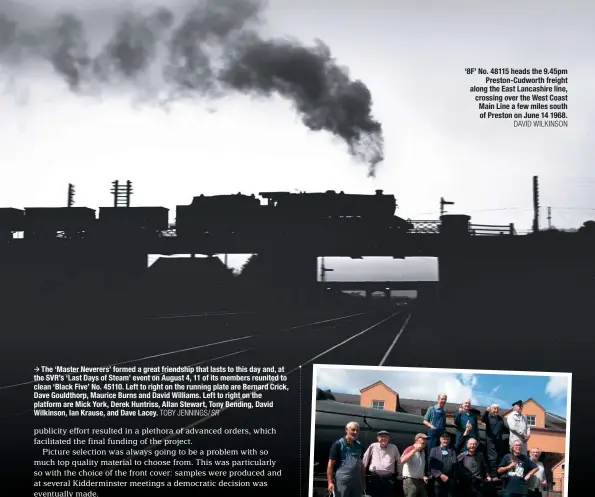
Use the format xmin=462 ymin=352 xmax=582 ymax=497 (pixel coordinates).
xmin=320 ymin=281 xmax=438 ymax=301
xmin=1 ymin=202 xmax=594 ymax=311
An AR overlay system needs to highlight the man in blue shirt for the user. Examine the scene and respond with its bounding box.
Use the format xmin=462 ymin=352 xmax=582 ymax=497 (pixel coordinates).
xmin=497 ymin=439 xmax=539 ymax=496
xmin=327 ymin=421 xmax=366 ymax=497
xmin=423 ymin=393 xmax=448 ymax=457
xmin=454 ymin=399 xmax=479 ymax=453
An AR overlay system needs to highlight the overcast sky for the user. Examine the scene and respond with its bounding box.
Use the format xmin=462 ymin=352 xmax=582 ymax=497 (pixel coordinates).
xmin=316 ymin=366 xmax=571 ymax=417
xmin=1 ymin=0 xmax=593 ymax=279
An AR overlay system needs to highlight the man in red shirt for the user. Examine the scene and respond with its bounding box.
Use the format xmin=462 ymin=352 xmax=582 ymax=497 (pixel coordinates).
xmin=400 ymin=433 xmax=430 ymax=497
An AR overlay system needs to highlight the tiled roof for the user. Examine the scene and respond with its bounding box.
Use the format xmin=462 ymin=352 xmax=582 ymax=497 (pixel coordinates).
xmin=331 ymin=392 xmax=484 ymax=414
xmin=329 ymin=391 xmax=566 ymax=430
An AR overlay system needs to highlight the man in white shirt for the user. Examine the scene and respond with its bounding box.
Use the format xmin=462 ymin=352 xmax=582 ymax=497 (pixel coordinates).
xmin=527 ymin=447 xmax=546 ymax=496
xmin=506 ymin=400 xmax=531 ymax=454
xmin=400 ymin=433 xmax=429 ymax=497
xmin=362 ymin=430 xmax=402 ymax=497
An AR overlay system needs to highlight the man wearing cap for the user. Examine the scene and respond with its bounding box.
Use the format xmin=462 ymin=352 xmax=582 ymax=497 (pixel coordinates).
xmin=327 ymin=421 xmax=366 ymax=497
xmin=428 ymin=432 xmax=458 ymax=497
xmin=363 ymin=430 xmax=402 ymax=497
xmin=400 ymin=433 xmax=430 ymax=497
xmin=507 ymin=400 xmax=531 ymax=454
xmin=424 ymin=393 xmax=448 ymax=458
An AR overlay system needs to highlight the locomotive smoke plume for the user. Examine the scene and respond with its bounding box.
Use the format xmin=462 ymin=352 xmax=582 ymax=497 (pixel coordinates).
xmin=0 ymin=0 xmax=384 ymax=175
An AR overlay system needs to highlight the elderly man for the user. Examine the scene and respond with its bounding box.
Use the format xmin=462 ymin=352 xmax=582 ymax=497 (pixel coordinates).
xmin=456 ymin=438 xmax=491 ymax=497
xmin=455 ymin=399 xmax=479 ymax=452
xmin=481 ymin=404 xmax=505 ymax=478
xmin=400 ymin=433 xmax=430 ymax=497
xmin=527 ymin=448 xmax=546 ymax=496
xmin=363 ymin=430 xmax=402 ymax=497
xmin=507 ymin=400 xmax=531 ymax=454
xmin=327 ymin=421 xmax=366 ymax=497
xmin=497 ymin=439 xmax=539 ymax=497
xmin=424 ymin=393 xmax=448 ymax=457
xmin=429 ymin=432 xmax=457 ymax=497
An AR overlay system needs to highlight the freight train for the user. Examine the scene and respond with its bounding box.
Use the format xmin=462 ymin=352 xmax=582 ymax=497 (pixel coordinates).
xmin=0 ymin=206 xmax=170 ymax=240
xmin=0 ymin=190 xmax=412 ymax=240
xmin=311 ymin=388 xmax=507 ymax=497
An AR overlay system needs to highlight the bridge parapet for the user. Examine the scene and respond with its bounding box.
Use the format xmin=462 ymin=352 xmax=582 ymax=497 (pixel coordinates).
xmin=469 ymin=223 xmax=516 ymax=236
xmin=408 ymin=218 xmax=516 ymax=236
xmin=408 ymin=220 xmax=440 ymax=234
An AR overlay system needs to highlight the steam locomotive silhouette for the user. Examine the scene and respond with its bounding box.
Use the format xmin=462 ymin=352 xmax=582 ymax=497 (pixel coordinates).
xmin=0 ymin=190 xmax=412 ymax=240
xmin=176 ymin=190 xmax=412 ymax=238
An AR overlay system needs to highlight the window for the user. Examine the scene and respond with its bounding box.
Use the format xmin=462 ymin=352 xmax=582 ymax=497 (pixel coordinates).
xmin=372 ymin=400 xmax=385 ymax=410
xmin=526 ymin=415 xmax=536 ymax=426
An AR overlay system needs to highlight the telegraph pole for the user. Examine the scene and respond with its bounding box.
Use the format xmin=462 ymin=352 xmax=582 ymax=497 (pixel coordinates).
xmin=320 ymin=257 xmax=334 ymax=283
xmin=67 ymin=183 xmax=75 ymax=207
xmin=532 ymin=176 xmax=540 ymax=233
xmin=547 ymin=206 xmax=552 ymax=230
xmin=112 ymin=181 xmax=119 ymax=207
xmin=111 ymin=180 xmax=133 ymax=207
xmin=125 ymin=180 xmax=133 ymax=207
xmin=440 ymin=197 xmax=454 ymax=216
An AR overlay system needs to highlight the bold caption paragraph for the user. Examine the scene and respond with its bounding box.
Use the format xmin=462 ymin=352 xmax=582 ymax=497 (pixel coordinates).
xmin=465 ymin=67 xmax=569 ymax=128
xmin=33 ymin=365 xmax=288 ymax=418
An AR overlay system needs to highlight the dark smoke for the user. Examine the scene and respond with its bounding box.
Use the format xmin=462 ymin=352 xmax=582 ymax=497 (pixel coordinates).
xmin=0 ymin=13 xmax=16 ymax=53
xmin=220 ymin=37 xmax=383 ymax=174
xmin=0 ymin=0 xmax=384 ymax=175
xmin=92 ymin=9 xmax=174 ymax=85
xmin=164 ymin=0 xmax=262 ymax=97
xmin=49 ymin=15 xmax=91 ymax=90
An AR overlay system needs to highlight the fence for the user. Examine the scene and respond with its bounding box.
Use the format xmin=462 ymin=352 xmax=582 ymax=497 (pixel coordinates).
xmin=160 ymin=221 xmax=518 ymax=237
xmin=409 ymin=220 xmax=517 ymax=236
xmin=408 ymin=220 xmax=441 ymax=234
xmin=469 ymin=223 xmax=516 ymax=236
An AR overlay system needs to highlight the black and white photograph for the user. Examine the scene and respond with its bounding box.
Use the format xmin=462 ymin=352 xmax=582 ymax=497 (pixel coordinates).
xmin=0 ymin=0 xmax=592 ymax=495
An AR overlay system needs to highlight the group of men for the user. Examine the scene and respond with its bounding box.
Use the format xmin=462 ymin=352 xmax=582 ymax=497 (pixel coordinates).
xmin=326 ymin=395 xmax=546 ymax=497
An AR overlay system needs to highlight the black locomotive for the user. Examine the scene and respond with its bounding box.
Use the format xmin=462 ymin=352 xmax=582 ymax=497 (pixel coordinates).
xmin=174 ymin=190 xmax=412 ymax=238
